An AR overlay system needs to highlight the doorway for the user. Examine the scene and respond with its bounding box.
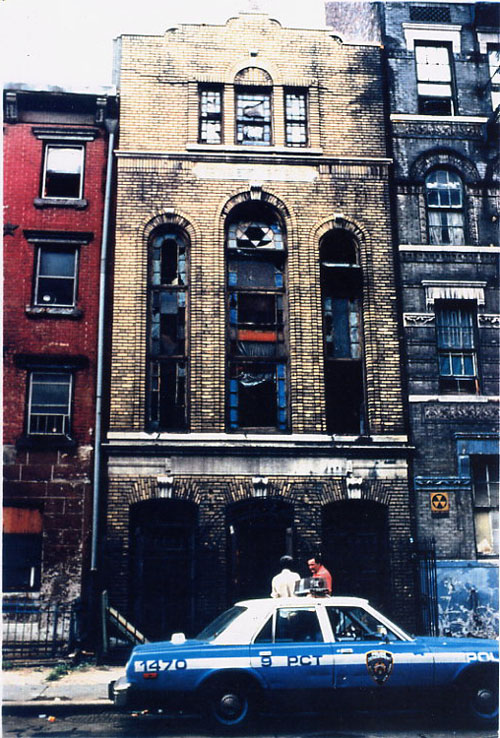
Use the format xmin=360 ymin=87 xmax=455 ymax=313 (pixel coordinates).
xmin=322 ymin=500 xmax=391 ymax=612
xmin=129 ymin=499 xmax=197 ymax=640
xmin=227 ymin=498 xmax=294 ymax=603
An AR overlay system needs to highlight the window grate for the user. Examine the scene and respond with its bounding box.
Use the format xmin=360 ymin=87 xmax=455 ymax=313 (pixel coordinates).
xmin=410 ymin=6 xmax=451 ymax=23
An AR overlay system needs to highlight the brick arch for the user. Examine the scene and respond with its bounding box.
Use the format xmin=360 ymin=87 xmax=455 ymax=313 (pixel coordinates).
xmin=220 ymin=188 xmax=291 ymax=222
xmin=234 ymin=67 xmax=273 ymax=86
xmin=225 ymin=59 xmax=281 ymax=85
xmin=409 ymin=149 xmax=479 ymax=184
xmin=312 ymin=216 xmax=367 ymax=250
xmin=141 ymin=211 xmax=198 ymax=245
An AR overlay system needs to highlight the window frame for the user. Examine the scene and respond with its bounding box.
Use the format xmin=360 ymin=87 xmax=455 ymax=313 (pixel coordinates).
xmin=487 ymin=44 xmax=500 ymax=111
xmin=41 ymin=144 xmax=85 ymax=200
xmin=33 ymin=245 xmax=79 ymax=308
xmin=284 ymin=88 xmax=308 ymax=147
xmin=471 ymin=456 xmax=499 ymax=558
xmin=425 ymin=169 xmax=465 ymax=245
xmin=226 ymin=210 xmax=288 ymax=432
xmin=148 ymin=228 xmax=189 ymax=431
xmin=235 ymin=87 xmax=273 ymax=146
xmin=199 ymin=84 xmax=223 ymax=144
xmin=414 ymin=41 xmax=455 ymax=115
xmin=435 ymin=301 xmax=479 ymax=394
xmin=27 ymin=370 xmax=73 ymax=438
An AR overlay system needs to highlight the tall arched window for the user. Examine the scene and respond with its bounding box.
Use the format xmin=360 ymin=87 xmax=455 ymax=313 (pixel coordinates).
xmin=425 ymin=169 xmax=465 ymax=245
xmin=320 ymin=229 xmax=364 ymax=434
xmin=148 ymin=228 xmax=188 ymax=430
xmin=226 ymin=204 xmax=287 ymax=430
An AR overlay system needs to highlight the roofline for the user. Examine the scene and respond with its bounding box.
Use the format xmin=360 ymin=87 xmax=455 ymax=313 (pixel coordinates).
xmin=3 ymin=82 xmax=116 ymax=96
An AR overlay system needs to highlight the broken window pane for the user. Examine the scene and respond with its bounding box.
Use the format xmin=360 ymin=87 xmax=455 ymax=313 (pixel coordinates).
xmin=285 ymin=90 xmax=307 ymax=146
xmin=43 ymin=145 xmax=84 ymax=199
xmin=229 ymin=363 xmax=286 ymax=429
xmin=199 ymin=86 xmax=222 ymax=144
xmin=236 ymin=90 xmax=271 ymax=145
xmin=149 ymin=229 xmax=188 ymax=429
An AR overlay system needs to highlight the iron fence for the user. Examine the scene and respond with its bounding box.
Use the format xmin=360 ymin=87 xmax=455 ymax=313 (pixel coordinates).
xmin=2 ymin=600 xmax=78 ymax=661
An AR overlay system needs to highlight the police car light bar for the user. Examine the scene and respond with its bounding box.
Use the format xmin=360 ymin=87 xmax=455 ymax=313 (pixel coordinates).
xmin=294 ymin=577 xmax=329 ymax=597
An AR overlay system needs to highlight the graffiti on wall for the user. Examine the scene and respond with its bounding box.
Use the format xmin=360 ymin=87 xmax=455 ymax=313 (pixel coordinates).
xmin=437 ymin=561 xmax=499 ymax=639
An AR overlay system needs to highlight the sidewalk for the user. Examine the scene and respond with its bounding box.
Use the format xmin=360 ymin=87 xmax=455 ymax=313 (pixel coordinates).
xmin=2 ymin=664 xmax=124 ymax=713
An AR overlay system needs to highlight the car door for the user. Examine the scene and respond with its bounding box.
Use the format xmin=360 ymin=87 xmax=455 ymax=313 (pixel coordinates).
xmin=326 ymin=605 xmax=434 ymax=690
xmin=249 ymin=604 xmax=334 ymax=690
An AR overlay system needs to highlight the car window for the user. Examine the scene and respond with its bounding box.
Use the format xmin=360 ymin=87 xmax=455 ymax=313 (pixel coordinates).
xmin=276 ymin=608 xmax=324 ymax=643
xmin=254 ymin=616 xmax=273 ymax=643
xmin=196 ymin=605 xmax=247 ymax=640
xmin=326 ymin=606 xmax=400 ymax=642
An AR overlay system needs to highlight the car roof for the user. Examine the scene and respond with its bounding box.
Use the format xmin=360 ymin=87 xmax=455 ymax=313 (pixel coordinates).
xmin=235 ymin=595 xmax=370 ymax=609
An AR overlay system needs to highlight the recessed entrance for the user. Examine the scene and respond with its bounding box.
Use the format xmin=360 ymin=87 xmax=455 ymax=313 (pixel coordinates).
xmin=322 ymin=500 xmax=390 ymax=612
xmin=129 ymin=499 xmax=197 ymax=640
xmin=227 ymin=498 xmax=294 ymax=603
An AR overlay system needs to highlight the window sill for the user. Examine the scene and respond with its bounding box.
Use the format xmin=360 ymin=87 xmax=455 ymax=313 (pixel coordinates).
xmin=33 ymin=197 xmax=88 ymax=210
xmin=186 ymin=143 xmax=324 ymax=156
xmin=16 ymin=435 xmax=77 ymax=451
xmin=25 ymin=306 xmax=83 ymax=320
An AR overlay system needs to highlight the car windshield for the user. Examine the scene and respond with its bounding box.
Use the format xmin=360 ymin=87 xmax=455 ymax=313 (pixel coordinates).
xmin=195 ymin=606 xmax=247 ymax=641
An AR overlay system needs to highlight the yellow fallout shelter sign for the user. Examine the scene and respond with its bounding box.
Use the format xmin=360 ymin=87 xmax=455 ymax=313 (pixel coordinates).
xmin=430 ymin=491 xmax=449 ymax=514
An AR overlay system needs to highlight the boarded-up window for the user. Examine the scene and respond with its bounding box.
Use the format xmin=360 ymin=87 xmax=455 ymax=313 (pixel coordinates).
xmin=3 ymin=507 xmax=42 ymax=591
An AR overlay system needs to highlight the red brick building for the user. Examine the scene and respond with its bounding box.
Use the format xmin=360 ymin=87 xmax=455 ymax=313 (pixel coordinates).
xmin=3 ymin=85 xmax=116 ymax=618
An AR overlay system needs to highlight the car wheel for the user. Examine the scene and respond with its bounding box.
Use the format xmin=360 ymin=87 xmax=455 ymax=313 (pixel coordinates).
xmin=464 ymin=673 xmax=499 ymax=727
xmin=205 ymin=679 xmax=252 ymax=728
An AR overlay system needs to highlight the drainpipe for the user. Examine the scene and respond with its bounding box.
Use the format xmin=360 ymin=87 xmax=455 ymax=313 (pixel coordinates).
xmin=91 ymin=115 xmax=118 ymax=572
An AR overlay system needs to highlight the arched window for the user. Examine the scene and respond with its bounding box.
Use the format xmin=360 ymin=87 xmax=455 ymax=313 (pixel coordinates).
xmin=425 ymin=170 xmax=465 ymax=245
xmin=148 ymin=228 xmax=188 ymax=430
xmin=320 ymin=229 xmax=365 ymax=434
xmin=226 ymin=204 xmax=287 ymax=430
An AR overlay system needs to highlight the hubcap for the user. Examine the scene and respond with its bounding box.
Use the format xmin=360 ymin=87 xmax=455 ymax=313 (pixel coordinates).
xmin=218 ymin=693 xmax=243 ymax=720
xmin=475 ymin=687 xmax=495 ymax=712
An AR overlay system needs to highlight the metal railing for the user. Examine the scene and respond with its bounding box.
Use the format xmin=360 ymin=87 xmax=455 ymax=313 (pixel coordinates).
xmin=2 ymin=600 xmax=78 ymax=661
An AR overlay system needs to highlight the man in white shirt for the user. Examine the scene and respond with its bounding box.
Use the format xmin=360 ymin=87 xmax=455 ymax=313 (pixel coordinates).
xmin=271 ymin=555 xmax=300 ymax=598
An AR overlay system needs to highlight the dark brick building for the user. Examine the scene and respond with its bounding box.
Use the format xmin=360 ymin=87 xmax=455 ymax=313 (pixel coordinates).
xmin=105 ymin=10 xmax=416 ymax=641
xmin=326 ymin=1 xmax=499 ymax=636
xmin=3 ymin=86 xmax=116 ymax=617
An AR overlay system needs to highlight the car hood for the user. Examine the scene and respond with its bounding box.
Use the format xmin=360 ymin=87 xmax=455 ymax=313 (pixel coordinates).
xmin=130 ymin=638 xmax=210 ymax=656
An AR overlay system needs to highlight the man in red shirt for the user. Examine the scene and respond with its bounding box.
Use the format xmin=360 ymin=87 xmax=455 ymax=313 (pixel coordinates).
xmin=307 ymin=555 xmax=332 ymax=594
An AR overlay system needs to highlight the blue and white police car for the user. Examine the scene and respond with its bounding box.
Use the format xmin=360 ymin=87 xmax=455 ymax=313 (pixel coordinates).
xmin=109 ymin=589 xmax=498 ymax=728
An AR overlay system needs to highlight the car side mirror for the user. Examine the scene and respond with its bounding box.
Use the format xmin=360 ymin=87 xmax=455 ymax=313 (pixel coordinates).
xmin=171 ymin=632 xmax=186 ymax=645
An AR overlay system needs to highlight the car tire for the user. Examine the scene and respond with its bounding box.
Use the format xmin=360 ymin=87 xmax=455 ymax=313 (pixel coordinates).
xmin=204 ymin=678 xmax=253 ymax=728
xmin=462 ymin=671 xmax=499 ymax=728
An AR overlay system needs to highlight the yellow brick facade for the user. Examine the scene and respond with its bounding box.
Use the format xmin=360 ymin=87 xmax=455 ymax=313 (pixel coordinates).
xmin=106 ymin=13 xmax=416 ymax=634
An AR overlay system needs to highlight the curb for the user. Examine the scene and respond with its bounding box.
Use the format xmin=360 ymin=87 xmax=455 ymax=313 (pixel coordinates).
xmin=3 ymin=700 xmax=115 ymax=716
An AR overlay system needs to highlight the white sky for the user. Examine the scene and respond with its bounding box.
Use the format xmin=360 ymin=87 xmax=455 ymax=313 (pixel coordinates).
xmin=2 ymin=0 xmax=326 ymax=90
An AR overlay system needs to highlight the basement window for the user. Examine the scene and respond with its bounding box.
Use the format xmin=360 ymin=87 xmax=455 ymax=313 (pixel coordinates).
xmin=42 ymin=145 xmax=84 ymax=199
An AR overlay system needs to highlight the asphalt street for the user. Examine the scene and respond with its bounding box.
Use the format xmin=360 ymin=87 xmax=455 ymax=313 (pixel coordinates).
xmin=3 ymin=707 xmax=496 ymax=738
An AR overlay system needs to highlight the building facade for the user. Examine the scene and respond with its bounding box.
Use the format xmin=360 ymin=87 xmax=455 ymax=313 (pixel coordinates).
xmin=3 ymin=86 xmax=116 ymax=615
xmin=326 ymin=0 xmax=499 ymax=637
xmin=106 ymin=11 xmax=416 ymax=640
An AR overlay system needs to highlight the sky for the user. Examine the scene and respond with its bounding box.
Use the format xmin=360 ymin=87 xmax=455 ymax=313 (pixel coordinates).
xmin=2 ymin=0 xmax=326 ymax=90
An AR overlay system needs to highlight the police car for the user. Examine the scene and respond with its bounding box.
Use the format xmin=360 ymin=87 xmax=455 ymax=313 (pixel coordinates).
xmin=109 ymin=586 xmax=498 ymax=728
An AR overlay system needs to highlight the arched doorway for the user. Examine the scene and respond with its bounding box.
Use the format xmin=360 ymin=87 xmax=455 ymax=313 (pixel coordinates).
xmin=129 ymin=499 xmax=197 ymax=640
xmin=322 ymin=500 xmax=390 ymax=612
xmin=227 ymin=498 xmax=294 ymax=603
